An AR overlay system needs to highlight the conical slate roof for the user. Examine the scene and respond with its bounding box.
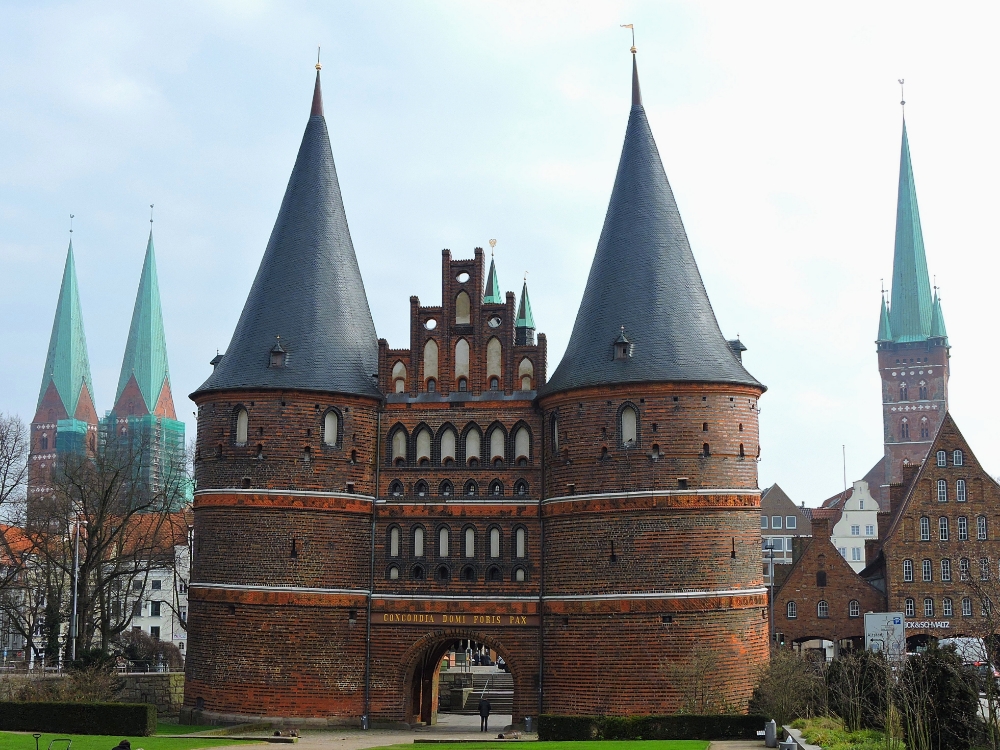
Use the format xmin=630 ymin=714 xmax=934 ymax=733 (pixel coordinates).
xmin=195 ymin=70 xmax=380 ymax=399
xmin=888 ymin=120 xmax=935 ymax=343
xmin=542 ymin=56 xmax=761 ymax=397
xmin=37 ymin=241 xmax=95 ymax=416
xmin=116 ymin=231 xmax=171 ymax=411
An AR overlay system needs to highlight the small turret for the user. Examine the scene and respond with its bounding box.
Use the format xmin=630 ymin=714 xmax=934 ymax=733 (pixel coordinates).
xmin=483 ymin=255 xmax=502 ymax=304
xmin=877 ymin=293 xmax=892 ymax=343
xmin=930 ymin=289 xmax=948 ymax=340
xmin=515 ymin=280 xmax=535 ymax=345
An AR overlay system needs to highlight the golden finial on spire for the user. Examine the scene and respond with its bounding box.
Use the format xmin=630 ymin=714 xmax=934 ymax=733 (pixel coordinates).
xmin=621 ymin=23 xmax=635 ymax=53
xmin=489 ymin=238 xmax=497 ymax=257
xmin=316 ymin=46 xmax=322 ymax=71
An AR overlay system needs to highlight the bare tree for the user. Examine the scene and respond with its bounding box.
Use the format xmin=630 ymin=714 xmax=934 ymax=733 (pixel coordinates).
xmin=29 ymin=428 xmax=191 ymax=659
xmin=0 ymin=414 xmax=29 ymax=592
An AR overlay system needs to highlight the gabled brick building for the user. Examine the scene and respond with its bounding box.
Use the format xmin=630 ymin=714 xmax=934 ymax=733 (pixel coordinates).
xmin=773 ymin=517 xmax=885 ymax=654
xmin=864 ymin=413 xmax=1000 ymax=648
xmin=183 ymin=53 xmax=767 ymax=726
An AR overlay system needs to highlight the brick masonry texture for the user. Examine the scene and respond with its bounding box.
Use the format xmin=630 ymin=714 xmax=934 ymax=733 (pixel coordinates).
xmin=882 ymin=414 xmax=1000 ymax=639
xmin=185 ymin=254 xmax=768 ymax=722
xmin=773 ymin=517 xmax=886 ymax=646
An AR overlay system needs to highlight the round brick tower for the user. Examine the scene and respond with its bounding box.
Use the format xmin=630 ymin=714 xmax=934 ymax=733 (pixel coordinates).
xmin=537 ymin=53 xmax=768 ymax=714
xmin=183 ymin=69 xmax=382 ymax=722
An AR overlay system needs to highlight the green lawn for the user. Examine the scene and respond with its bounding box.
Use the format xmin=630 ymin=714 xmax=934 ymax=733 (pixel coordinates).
xmin=0 ymin=733 xmax=256 ymax=750
xmin=370 ymin=743 xmax=709 ymax=750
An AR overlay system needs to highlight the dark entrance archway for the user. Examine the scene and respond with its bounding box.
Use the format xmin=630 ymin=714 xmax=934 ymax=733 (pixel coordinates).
xmin=400 ymin=630 xmax=519 ymax=726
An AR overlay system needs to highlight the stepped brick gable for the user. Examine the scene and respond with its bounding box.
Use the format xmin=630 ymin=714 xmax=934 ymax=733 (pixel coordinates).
xmin=184 ymin=55 xmax=765 ymax=726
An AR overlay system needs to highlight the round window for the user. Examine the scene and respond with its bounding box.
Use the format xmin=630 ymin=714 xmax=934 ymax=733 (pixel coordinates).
xmin=488 ymin=316 xmax=502 ymax=328
xmin=456 ymin=272 xmax=470 ymax=283
xmin=424 ymin=318 xmax=437 ymax=330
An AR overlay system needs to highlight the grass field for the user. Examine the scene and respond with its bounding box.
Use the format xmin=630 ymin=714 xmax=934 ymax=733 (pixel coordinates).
xmin=0 ymin=732 xmax=255 ymax=750
xmin=366 ymin=743 xmax=710 ymax=750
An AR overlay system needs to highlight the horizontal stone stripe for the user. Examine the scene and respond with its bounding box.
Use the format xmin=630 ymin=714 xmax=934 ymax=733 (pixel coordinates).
xmin=372 ymin=595 xmax=539 ymax=609
xmin=543 ymin=590 xmax=767 ymax=614
xmin=378 ymin=499 xmax=539 ymax=508
xmin=189 ymin=583 xmax=369 ymax=607
xmin=544 ymin=586 xmax=766 ymax=601
xmin=194 ymin=490 xmax=374 ymax=513
xmin=542 ymin=490 xmax=760 ymax=515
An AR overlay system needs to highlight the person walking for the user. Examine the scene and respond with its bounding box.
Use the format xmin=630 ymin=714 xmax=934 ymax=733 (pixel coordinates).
xmin=478 ymin=696 xmax=492 ymax=732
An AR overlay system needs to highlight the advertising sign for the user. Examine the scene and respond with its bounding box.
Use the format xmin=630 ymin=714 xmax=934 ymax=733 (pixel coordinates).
xmin=865 ymin=612 xmax=906 ymax=660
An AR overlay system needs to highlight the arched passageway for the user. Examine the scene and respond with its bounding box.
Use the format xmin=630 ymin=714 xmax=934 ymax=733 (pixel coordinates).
xmin=400 ymin=630 xmax=520 ymax=726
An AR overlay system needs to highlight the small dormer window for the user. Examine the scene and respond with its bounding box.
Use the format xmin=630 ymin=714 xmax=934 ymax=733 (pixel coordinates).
xmin=613 ymin=327 xmax=632 ymax=360
xmin=270 ymin=341 xmax=286 ymax=368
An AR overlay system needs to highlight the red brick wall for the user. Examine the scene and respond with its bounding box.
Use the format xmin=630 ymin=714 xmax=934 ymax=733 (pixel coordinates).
xmin=192 ymin=390 xmax=380 ymax=495
xmin=882 ymin=414 xmax=1000 ymax=639
xmin=878 ymin=341 xmax=950 ymax=486
xmin=773 ymin=519 xmax=886 ymax=646
xmin=539 ymin=383 xmax=762 ymax=497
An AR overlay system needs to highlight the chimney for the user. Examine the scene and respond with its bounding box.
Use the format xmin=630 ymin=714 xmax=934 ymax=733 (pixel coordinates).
xmin=810 ymin=516 xmax=830 ymax=538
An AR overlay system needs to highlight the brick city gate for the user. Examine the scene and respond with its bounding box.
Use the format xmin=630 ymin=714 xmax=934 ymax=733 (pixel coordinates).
xmin=370 ymin=602 xmax=540 ymax=726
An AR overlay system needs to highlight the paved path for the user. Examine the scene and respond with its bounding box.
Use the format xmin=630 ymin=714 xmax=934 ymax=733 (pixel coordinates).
xmin=220 ymin=714 xmax=519 ymax=750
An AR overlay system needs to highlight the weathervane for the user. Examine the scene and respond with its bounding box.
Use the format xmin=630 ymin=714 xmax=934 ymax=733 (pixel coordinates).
xmin=489 ymin=238 xmax=496 ymax=257
xmin=621 ymin=23 xmax=635 ymax=53
xmin=898 ymin=78 xmax=905 ymax=110
xmin=150 ymin=204 xmax=154 ymax=225
xmin=69 ymin=214 xmax=74 ymax=234
xmin=316 ymin=46 xmax=322 ymax=71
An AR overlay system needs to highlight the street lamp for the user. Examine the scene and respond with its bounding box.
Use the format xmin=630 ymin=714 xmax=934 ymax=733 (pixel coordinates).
xmin=763 ymin=539 xmax=775 ymax=644
xmin=69 ymin=517 xmax=87 ymax=663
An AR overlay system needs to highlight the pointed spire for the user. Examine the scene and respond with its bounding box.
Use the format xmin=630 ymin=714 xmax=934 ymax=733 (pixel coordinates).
xmin=483 ymin=256 xmax=502 ymax=304
xmin=516 ymin=280 xmax=535 ymax=329
xmin=888 ymin=119 xmax=934 ymax=342
xmin=115 ymin=231 xmax=172 ymax=413
xmin=541 ymin=52 xmax=761 ymax=397
xmin=930 ymin=289 xmax=948 ymax=340
xmin=311 ymin=70 xmax=324 ymax=117
xmin=37 ymin=241 xmax=95 ymax=418
xmin=877 ymin=293 xmax=892 ymax=342
xmin=196 ymin=68 xmax=379 ymax=399
xmin=631 ymin=53 xmax=642 ymax=107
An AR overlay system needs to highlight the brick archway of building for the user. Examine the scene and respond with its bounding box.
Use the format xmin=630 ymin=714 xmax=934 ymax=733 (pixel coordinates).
xmin=398 ymin=629 xmax=521 ymax=727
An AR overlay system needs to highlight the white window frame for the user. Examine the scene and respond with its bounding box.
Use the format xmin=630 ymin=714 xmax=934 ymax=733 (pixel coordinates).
xmin=787 ymin=601 xmax=797 ymax=619
xmin=924 ymin=598 xmax=934 ymax=617
xmin=786 ymin=516 xmax=797 ymax=530
xmin=919 ymin=517 xmax=930 ymax=541
xmin=941 ymin=558 xmax=951 ymax=582
xmin=922 ymin=559 xmax=932 ymax=582
xmin=943 ymin=598 xmax=953 ymax=617
xmin=957 ymin=479 xmax=967 ymax=502
xmin=937 ymin=450 xmax=947 ymax=467
xmin=954 ymin=450 xmax=964 ymax=466
xmin=937 ymin=479 xmax=947 ymax=502
xmin=849 ymin=600 xmax=860 ymax=618
xmin=958 ymin=516 xmax=968 ymax=541
xmin=903 ymin=559 xmax=913 ymax=582
xmin=905 ymin=598 xmax=915 ymax=617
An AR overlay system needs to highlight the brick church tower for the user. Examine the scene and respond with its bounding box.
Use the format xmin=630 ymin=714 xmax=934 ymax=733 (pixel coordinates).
xmin=28 ymin=241 xmax=99 ymax=508
xmin=536 ymin=51 xmax=767 ymax=713
xmin=104 ymin=230 xmax=188 ymax=504
xmin=876 ymin=117 xmax=949 ymax=487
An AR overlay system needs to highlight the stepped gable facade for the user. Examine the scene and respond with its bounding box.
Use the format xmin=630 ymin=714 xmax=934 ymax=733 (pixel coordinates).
xmin=184 ymin=55 xmax=766 ymax=726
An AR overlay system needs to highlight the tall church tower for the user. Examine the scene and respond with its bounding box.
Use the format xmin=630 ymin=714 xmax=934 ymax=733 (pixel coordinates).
xmin=104 ymin=230 xmax=188 ymax=504
xmin=876 ymin=117 xmax=949 ymax=487
xmin=28 ymin=241 xmax=99 ymax=508
xmin=537 ymin=51 xmax=767 ymax=713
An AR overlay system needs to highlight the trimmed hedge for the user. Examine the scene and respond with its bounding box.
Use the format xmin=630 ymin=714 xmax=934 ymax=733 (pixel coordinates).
xmin=538 ymin=714 xmax=768 ymax=741
xmin=0 ymin=702 xmax=156 ymax=736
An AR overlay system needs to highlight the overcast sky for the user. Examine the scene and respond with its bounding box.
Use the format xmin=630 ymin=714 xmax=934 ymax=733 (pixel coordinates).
xmin=2 ymin=2 xmax=997 ymax=506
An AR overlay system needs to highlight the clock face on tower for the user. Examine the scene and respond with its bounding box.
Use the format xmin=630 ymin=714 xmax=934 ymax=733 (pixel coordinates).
xmin=487 ymin=316 xmax=502 ymax=328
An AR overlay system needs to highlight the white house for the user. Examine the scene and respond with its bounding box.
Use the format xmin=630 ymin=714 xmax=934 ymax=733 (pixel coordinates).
xmin=830 ymin=479 xmax=881 ymax=572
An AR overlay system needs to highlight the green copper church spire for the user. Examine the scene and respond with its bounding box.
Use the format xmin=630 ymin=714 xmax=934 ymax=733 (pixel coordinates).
xmin=516 ymin=280 xmax=535 ymax=329
xmin=877 ymin=292 xmax=892 ymax=342
xmin=887 ymin=119 xmax=935 ymax=343
xmin=37 ymin=240 xmax=95 ymax=417
xmin=930 ymin=289 xmax=948 ymax=339
xmin=483 ymin=255 xmax=502 ymax=304
xmin=115 ymin=230 xmax=171 ymax=411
